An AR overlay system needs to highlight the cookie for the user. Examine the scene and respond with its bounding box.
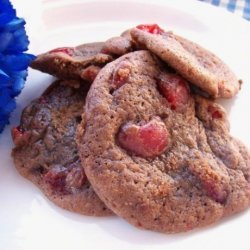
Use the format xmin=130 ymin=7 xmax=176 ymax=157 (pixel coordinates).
xmin=30 ymin=42 xmax=112 ymax=82
xmin=130 ymin=24 xmax=241 ymax=98
xmin=11 ymin=80 xmax=112 ymax=216
xmin=77 ymin=51 xmax=250 ymax=233
xmin=102 ymin=36 xmax=134 ymax=56
xmin=31 ymin=37 xmax=133 ymax=82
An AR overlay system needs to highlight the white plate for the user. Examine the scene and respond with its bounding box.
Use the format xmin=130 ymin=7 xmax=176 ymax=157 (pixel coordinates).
xmin=1 ymin=0 xmax=250 ymax=249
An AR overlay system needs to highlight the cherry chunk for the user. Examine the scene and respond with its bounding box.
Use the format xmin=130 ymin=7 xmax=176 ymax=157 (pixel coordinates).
xmin=117 ymin=117 xmax=169 ymax=158
xmin=189 ymin=160 xmax=228 ymax=204
xmin=136 ymin=24 xmax=164 ymax=35
xmin=66 ymin=166 xmax=87 ymax=190
xmin=157 ymin=73 xmax=190 ymax=111
xmin=44 ymin=164 xmax=86 ymax=193
xmin=207 ymin=105 xmax=223 ymax=119
xmin=80 ymin=65 xmax=100 ymax=82
xmin=11 ymin=126 xmax=30 ymax=146
xmin=203 ymin=178 xmax=227 ymax=204
xmin=49 ymin=47 xmax=74 ymax=56
xmin=44 ymin=166 xmax=68 ymax=193
xmin=111 ymin=61 xmax=131 ymax=89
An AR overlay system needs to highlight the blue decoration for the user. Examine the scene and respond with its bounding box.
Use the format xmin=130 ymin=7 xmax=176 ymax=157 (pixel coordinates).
xmin=0 ymin=0 xmax=35 ymax=132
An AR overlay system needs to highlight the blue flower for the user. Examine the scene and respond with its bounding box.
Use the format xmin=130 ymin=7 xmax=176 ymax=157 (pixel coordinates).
xmin=0 ymin=0 xmax=35 ymax=132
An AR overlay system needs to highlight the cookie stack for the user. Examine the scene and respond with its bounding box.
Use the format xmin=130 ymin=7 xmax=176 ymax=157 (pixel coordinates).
xmin=11 ymin=24 xmax=250 ymax=233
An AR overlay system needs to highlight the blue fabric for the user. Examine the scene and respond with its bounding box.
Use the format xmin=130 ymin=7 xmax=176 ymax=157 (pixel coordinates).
xmin=199 ymin=0 xmax=250 ymax=20
xmin=227 ymin=0 xmax=237 ymax=12
xmin=0 ymin=0 xmax=35 ymax=133
xmin=243 ymin=0 xmax=250 ymax=20
xmin=211 ymin=0 xmax=221 ymax=6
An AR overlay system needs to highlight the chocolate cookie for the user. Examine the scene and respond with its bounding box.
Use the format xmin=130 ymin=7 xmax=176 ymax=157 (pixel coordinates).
xmin=77 ymin=51 xmax=250 ymax=233
xmin=102 ymin=36 xmax=134 ymax=56
xmin=31 ymin=37 xmax=133 ymax=82
xmin=30 ymin=42 xmax=112 ymax=82
xmin=11 ymin=80 xmax=111 ymax=216
xmin=130 ymin=24 xmax=241 ymax=98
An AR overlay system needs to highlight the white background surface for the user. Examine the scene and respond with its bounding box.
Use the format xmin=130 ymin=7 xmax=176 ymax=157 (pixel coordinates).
xmin=1 ymin=0 xmax=250 ymax=249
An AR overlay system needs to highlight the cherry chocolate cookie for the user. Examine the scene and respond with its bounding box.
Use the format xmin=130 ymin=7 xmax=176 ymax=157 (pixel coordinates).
xmin=130 ymin=24 xmax=241 ymax=99
xmin=12 ymin=80 xmax=111 ymax=216
xmin=31 ymin=37 xmax=133 ymax=83
xmin=77 ymin=51 xmax=250 ymax=233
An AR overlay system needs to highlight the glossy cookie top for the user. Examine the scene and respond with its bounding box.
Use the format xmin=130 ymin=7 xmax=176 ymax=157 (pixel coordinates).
xmin=130 ymin=24 xmax=241 ymax=99
xmin=77 ymin=51 xmax=250 ymax=233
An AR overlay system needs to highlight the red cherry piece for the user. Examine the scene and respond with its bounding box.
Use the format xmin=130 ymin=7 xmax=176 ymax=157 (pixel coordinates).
xmin=100 ymin=48 xmax=109 ymax=54
xmin=38 ymin=96 xmax=47 ymax=104
xmin=203 ymin=180 xmax=227 ymax=204
xmin=189 ymin=161 xmax=228 ymax=204
xmin=118 ymin=117 xmax=169 ymax=158
xmin=49 ymin=47 xmax=74 ymax=56
xmin=65 ymin=166 xmax=86 ymax=189
xmin=11 ymin=126 xmax=30 ymax=146
xmin=111 ymin=61 xmax=131 ymax=89
xmin=80 ymin=65 xmax=100 ymax=82
xmin=44 ymin=166 xmax=68 ymax=193
xmin=157 ymin=73 xmax=190 ymax=110
xmin=136 ymin=24 xmax=164 ymax=35
xmin=207 ymin=105 xmax=223 ymax=119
